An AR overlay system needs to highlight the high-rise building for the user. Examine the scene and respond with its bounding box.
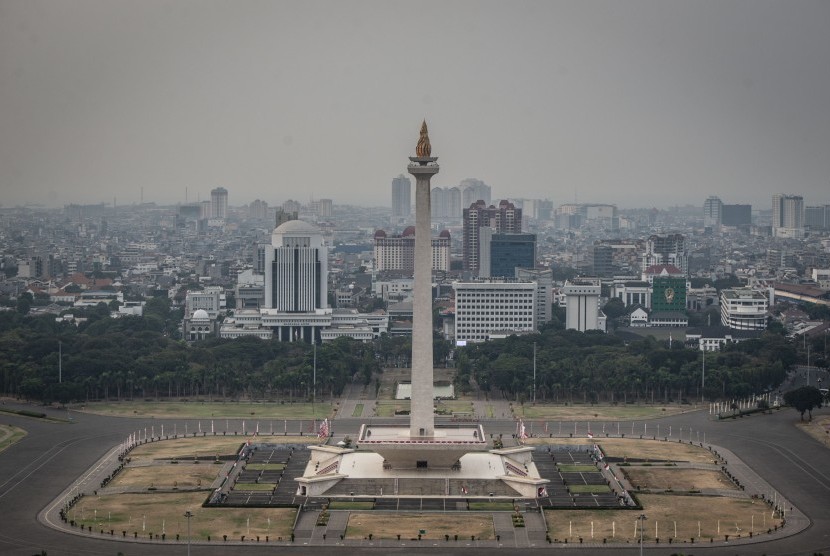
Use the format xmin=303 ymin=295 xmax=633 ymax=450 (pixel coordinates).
xmin=703 ymin=196 xmax=722 ymax=229
xmin=553 ymin=204 xmax=617 ymax=230
xmin=515 ymin=267 xmax=554 ymax=326
xmin=431 ymin=186 xmax=461 ymax=218
xmin=562 ymin=278 xmax=606 ymax=332
xmin=459 ymin=178 xmax=491 ymax=208
xmin=248 ymin=199 xmax=268 ymax=220
xmin=275 ymin=208 xmax=297 ymax=228
xmin=264 ymin=220 xmax=328 ymax=313
xmin=391 ymin=174 xmax=412 ymax=218
xmin=772 ymin=194 xmax=804 ymax=238
xmin=308 ymin=198 xmax=333 ymax=218
xmin=642 ymin=234 xmax=688 ymax=276
xmin=481 ymin=232 xmax=536 ymax=278
xmin=185 ymin=288 xmax=224 ymax=319
xmin=373 ymin=228 xmax=450 ymax=273
xmin=721 ymin=204 xmax=751 ymax=227
xmin=453 ymin=280 xmax=537 ymax=343
xmin=720 ymin=288 xmax=768 ymax=330
xmin=210 ymin=187 xmax=228 ymax=219
xmin=282 ymin=199 xmax=301 ymax=214
xmin=463 ymin=200 xmax=522 ymax=273
xmin=805 ymin=205 xmax=830 ymax=230
xmin=590 ymin=244 xmax=614 ymax=277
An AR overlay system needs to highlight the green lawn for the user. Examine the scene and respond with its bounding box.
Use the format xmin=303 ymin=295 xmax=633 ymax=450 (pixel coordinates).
xmin=557 ymin=465 xmax=598 ymax=472
xmin=568 ymin=484 xmax=612 ymax=494
xmin=352 ymin=404 xmax=364 ymax=417
xmin=245 ymin=463 xmax=285 ymax=471
xmin=468 ymin=502 xmax=516 ymax=511
xmin=329 ymin=501 xmax=375 ymax=510
xmin=74 ymin=400 xmax=333 ymax=419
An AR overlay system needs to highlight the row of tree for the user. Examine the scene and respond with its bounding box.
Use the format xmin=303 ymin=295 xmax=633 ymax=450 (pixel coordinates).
xmin=458 ymin=324 xmax=795 ymax=404
xmin=0 ymin=297 xmax=808 ymax=405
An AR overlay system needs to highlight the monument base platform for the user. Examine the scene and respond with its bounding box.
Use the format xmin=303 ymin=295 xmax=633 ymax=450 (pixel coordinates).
xmin=356 ymin=423 xmax=487 ymax=469
xmin=295 ymin=441 xmax=549 ymax=499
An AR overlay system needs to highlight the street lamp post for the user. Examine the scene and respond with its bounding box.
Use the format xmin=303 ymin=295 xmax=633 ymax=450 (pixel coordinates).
xmin=312 ymin=343 xmax=316 ymax=422
xmin=184 ymin=510 xmax=193 ymax=556
xmin=532 ymin=342 xmax=536 ymax=404
xmin=807 ymin=345 xmax=811 ymax=386
xmin=638 ymin=514 xmax=647 ymax=556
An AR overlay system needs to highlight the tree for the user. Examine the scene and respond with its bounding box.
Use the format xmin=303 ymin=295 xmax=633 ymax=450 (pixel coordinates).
xmin=783 ymin=386 xmax=824 ymax=421
xmin=15 ymin=297 xmax=31 ymax=315
xmin=602 ymin=298 xmax=627 ymax=320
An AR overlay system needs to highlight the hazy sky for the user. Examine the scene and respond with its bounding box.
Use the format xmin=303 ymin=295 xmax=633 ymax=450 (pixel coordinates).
xmin=1 ymin=1 xmax=829 ymax=210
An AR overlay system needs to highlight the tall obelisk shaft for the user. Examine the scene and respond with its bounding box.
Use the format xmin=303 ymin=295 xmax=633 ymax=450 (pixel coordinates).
xmin=408 ymin=121 xmax=438 ymax=438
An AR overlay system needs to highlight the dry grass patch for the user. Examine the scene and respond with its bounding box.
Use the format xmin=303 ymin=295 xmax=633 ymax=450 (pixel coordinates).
xmin=71 ymin=492 xmax=295 ymax=540
xmin=111 ymin=464 xmax=219 ymax=489
xmin=0 ymin=424 xmax=26 ymax=454
xmin=547 ymin=494 xmax=780 ymax=542
xmin=525 ymin=437 xmax=715 ymax=463
xmin=129 ymin=436 xmax=320 ymax=462
xmin=129 ymin=438 xmax=247 ymax=462
xmin=76 ymin=400 xmax=332 ymax=419
xmin=516 ymin=404 xmax=695 ymax=420
xmin=621 ymin=468 xmax=735 ymax=491
xmin=796 ymin=415 xmax=830 ymax=447
xmin=346 ymin=512 xmax=494 ymax=540
xmin=375 ymin=400 xmax=409 ymax=417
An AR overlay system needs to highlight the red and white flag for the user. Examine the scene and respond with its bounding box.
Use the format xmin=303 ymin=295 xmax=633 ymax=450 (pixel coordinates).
xmin=318 ymin=418 xmax=329 ymax=439
xmin=587 ymin=431 xmax=594 ymax=439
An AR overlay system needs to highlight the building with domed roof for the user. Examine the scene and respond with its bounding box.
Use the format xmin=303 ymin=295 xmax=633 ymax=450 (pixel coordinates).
xmin=256 ymin=219 xmax=330 ymax=342
xmin=184 ymin=308 xmax=217 ymax=342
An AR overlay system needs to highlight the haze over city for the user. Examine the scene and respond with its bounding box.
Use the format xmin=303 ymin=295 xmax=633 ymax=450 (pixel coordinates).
xmin=1 ymin=0 xmax=829 ymax=210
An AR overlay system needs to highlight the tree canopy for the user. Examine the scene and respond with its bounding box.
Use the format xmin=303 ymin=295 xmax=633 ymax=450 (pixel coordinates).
xmin=783 ymin=386 xmax=824 ymax=421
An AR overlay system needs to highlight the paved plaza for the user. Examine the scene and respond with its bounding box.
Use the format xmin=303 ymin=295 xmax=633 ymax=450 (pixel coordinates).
xmin=0 ymin=399 xmax=829 ymax=555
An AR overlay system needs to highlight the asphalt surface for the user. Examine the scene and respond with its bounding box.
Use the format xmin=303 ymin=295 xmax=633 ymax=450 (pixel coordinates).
xmin=0 ymin=400 xmax=828 ymax=555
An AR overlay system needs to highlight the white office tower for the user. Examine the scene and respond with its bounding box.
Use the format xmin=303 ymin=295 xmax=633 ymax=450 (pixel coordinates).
xmin=720 ymin=288 xmax=769 ymax=330
xmin=562 ymin=278 xmax=606 ymax=332
xmin=391 ymin=174 xmax=412 ymax=218
xmin=772 ymin=194 xmax=805 ymax=239
xmin=453 ymin=280 xmax=537 ymax=343
xmin=264 ymin=220 xmax=328 ymax=312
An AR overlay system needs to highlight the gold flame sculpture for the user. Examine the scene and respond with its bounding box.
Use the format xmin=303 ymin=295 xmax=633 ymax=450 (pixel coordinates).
xmin=416 ymin=120 xmax=432 ymax=157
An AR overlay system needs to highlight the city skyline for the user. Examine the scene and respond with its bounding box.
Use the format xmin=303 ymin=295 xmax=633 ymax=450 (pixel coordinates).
xmin=2 ymin=1 xmax=829 ymax=210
